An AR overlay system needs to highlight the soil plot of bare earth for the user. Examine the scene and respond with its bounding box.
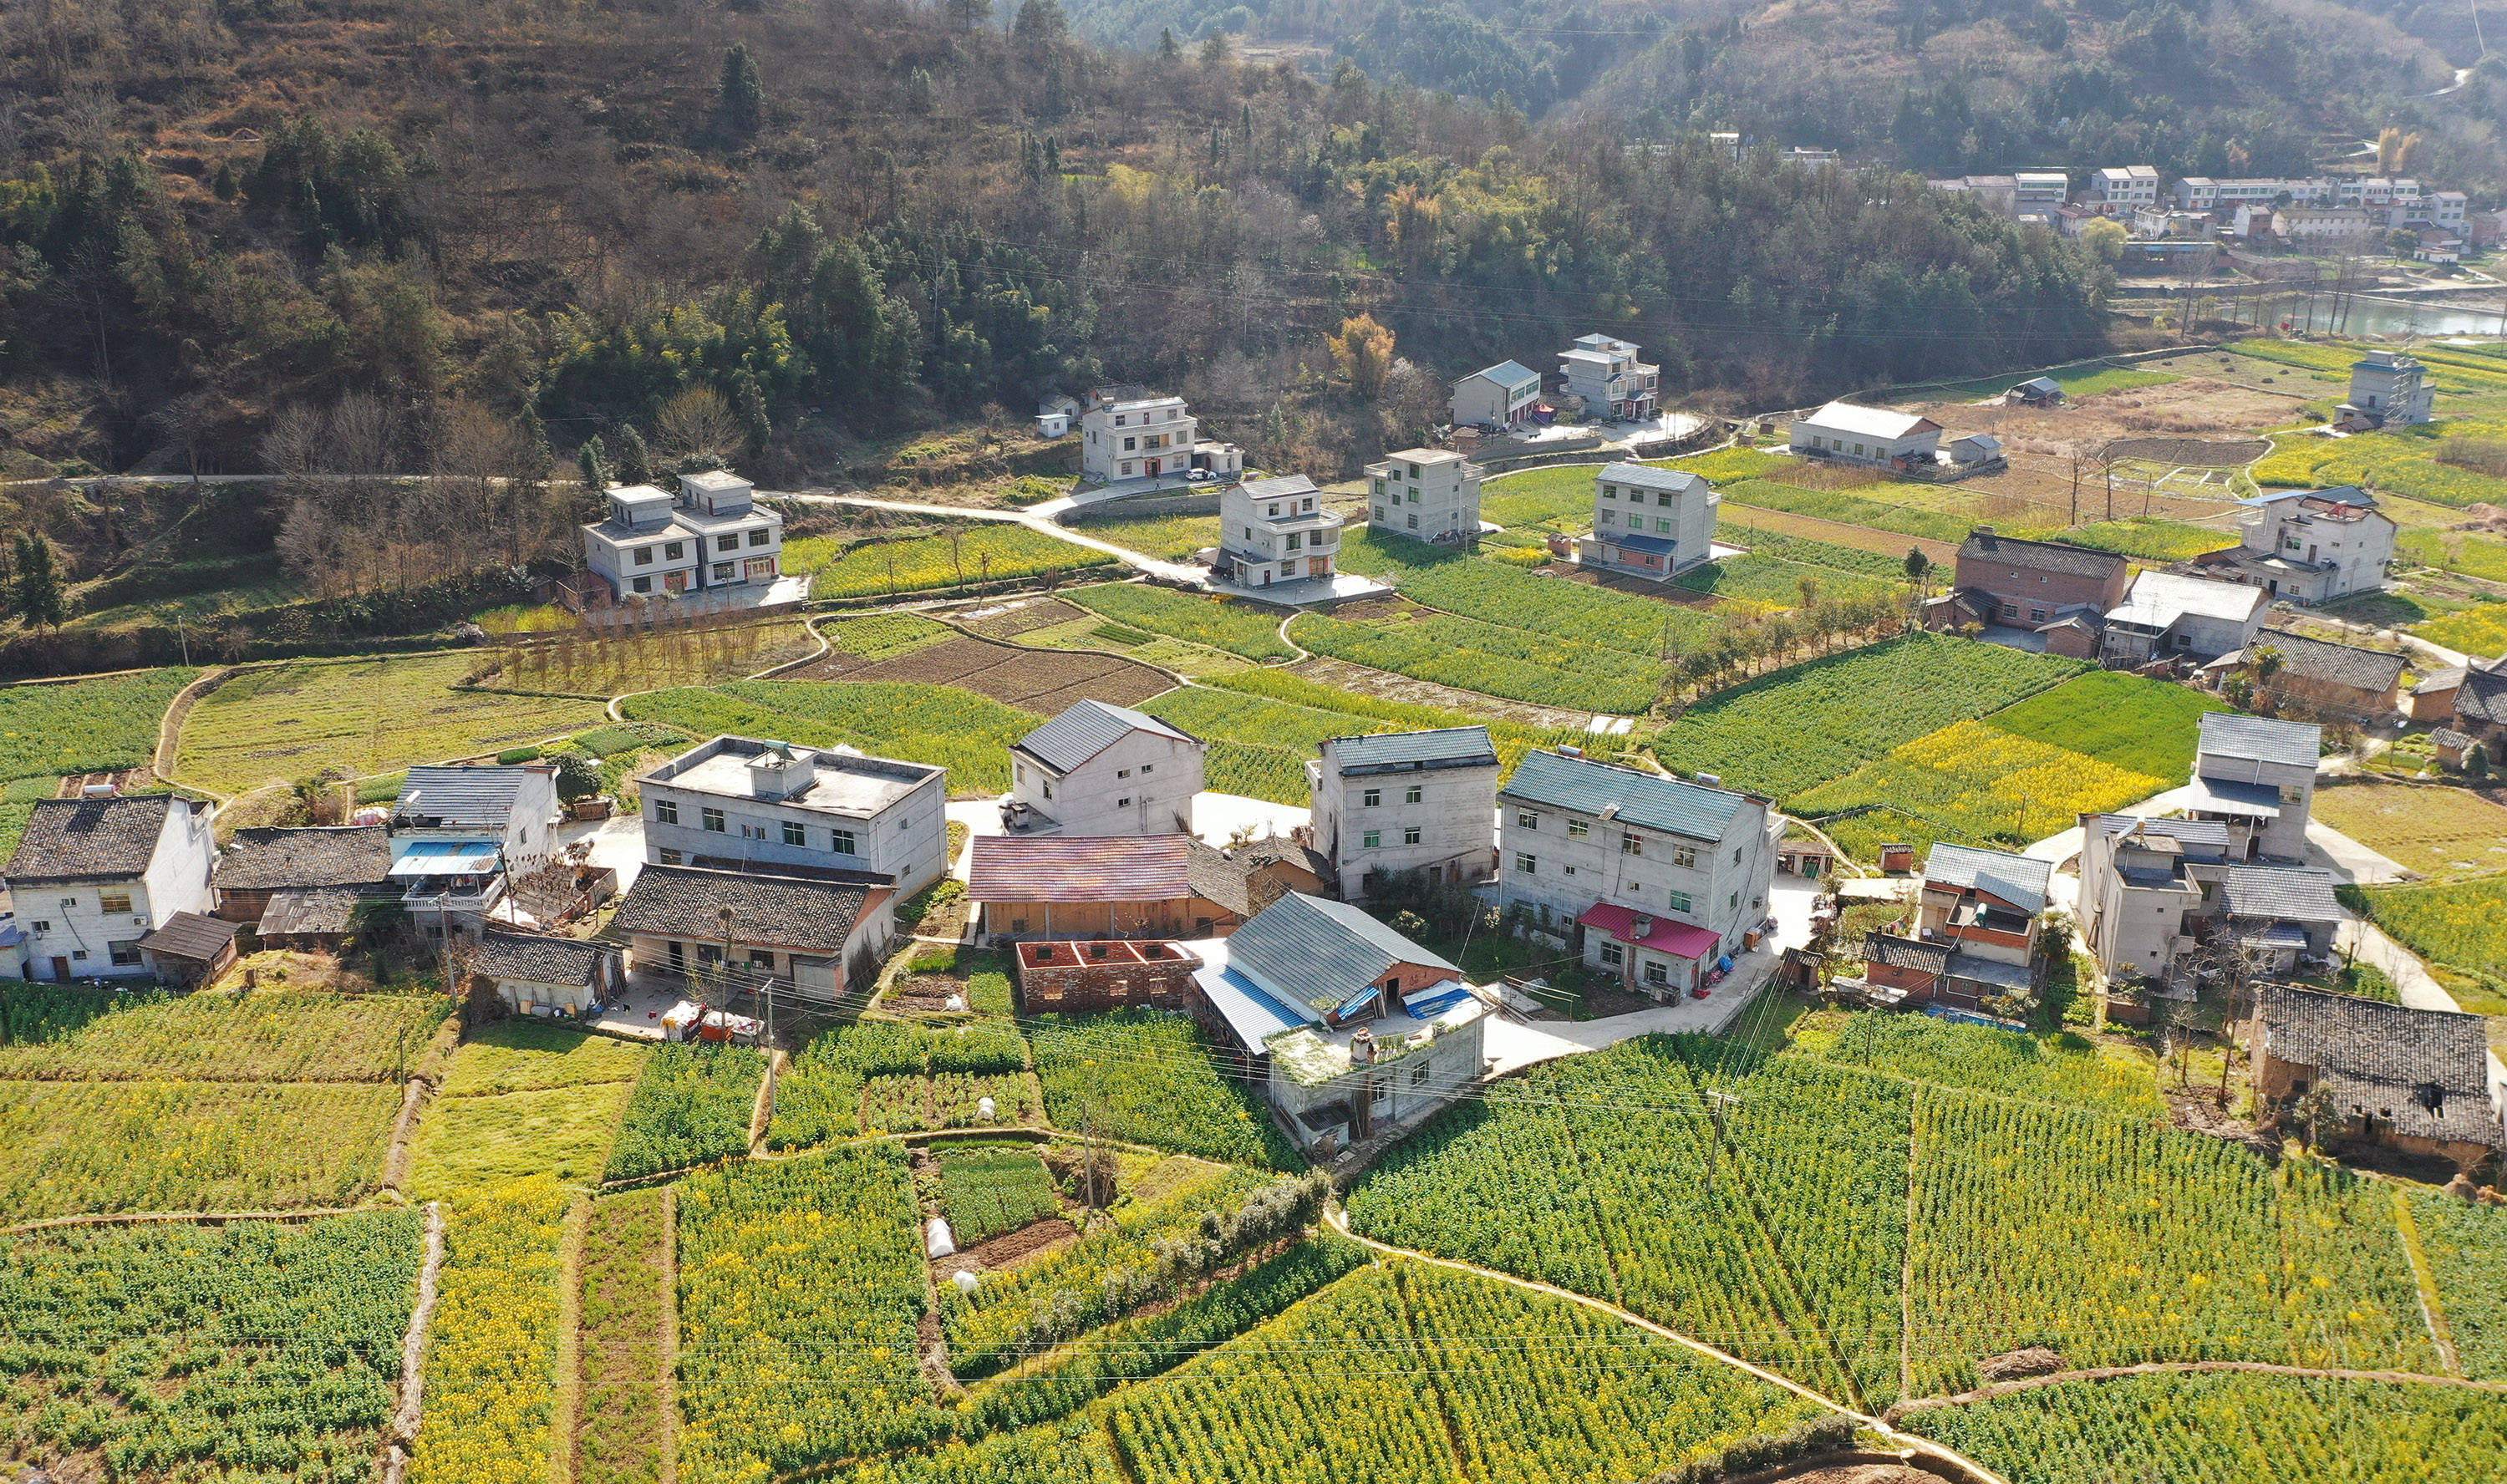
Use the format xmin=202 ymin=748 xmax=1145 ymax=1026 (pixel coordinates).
xmin=1898 ymin=378 xmax=2307 ymax=454
xmin=786 ymin=631 xmax=1173 ymax=712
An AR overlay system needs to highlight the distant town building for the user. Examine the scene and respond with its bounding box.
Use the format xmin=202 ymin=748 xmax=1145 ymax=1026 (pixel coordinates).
xmin=2187 ymin=485 xmax=2396 ymax=602
xmin=1558 ymin=334 xmax=1658 ymax=421
xmin=580 ymin=470 xmax=784 ymax=602
xmin=1580 ymin=462 xmax=1717 ymax=580
xmin=2346 ymin=350 xmax=2436 ymax=428
xmin=1365 ymin=448 xmax=1482 ymax=543
xmin=1791 ymin=401 xmax=1945 ymax=467
xmin=2092 ymin=165 xmax=2161 ymax=210
xmin=2013 ymin=171 xmax=2071 ymax=212
xmin=1077 ymin=387 xmax=1240 ymax=485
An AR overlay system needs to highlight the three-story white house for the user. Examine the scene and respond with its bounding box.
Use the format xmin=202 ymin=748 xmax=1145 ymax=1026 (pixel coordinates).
xmin=1365 ymin=448 xmax=1482 ymax=543
xmin=1307 ymin=728 xmax=1500 ymax=900
xmin=1496 ymin=750 xmax=1778 ymax=999
xmin=1006 ymin=700 xmax=1206 ymax=837
xmin=1076 ymin=387 xmax=1243 ymax=485
xmin=580 ymin=470 xmax=783 ymax=602
xmin=1582 ymin=462 xmax=1717 ymax=580
xmin=1558 ymin=334 xmax=1658 ymax=420
xmin=3 ymin=794 xmax=217 ymax=981
xmin=1218 ymin=475 xmax=1341 ymax=589
xmin=637 ymin=734 xmax=949 ymax=896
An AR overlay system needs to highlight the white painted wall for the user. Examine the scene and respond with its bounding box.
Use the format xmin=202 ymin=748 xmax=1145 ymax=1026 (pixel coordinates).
xmin=1012 ymin=729 xmax=1205 ymax=836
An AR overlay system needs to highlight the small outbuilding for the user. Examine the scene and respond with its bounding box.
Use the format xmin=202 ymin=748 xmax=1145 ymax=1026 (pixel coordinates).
xmin=2005 ymin=376 xmax=2065 ymax=407
xmin=475 ymin=930 xmax=623 ymax=1018
xmin=2250 ymin=983 xmax=2504 ymax=1168
xmin=135 ymin=912 xmax=242 ymax=988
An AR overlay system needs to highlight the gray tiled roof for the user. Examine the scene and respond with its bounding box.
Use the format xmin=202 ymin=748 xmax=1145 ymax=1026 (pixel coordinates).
xmin=2201 ymin=864 xmax=2342 ymax=922
xmin=216 ymin=826 xmax=393 ymax=891
xmin=1957 ymin=530 xmax=2128 ymax=582
xmin=1238 ymin=474 xmax=1322 ymax=502
xmin=2256 ymin=983 xmax=2501 ymax=1146
xmin=395 ymin=765 xmax=543 ymax=829
xmin=1924 ymin=843 xmax=2052 ymax=916
xmin=2432 ymin=728 xmax=2474 ymax=750
xmin=1014 ymin=700 xmax=1199 ymax=774
xmin=476 ymin=930 xmax=616 ymax=987
xmin=257 ymin=885 xmax=374 ymax=938
xmin=2197 ymin=711 xmax=2321 ymax=769
xmin=1327 ymin=728 xmax=1499 ymax=775
xmin=1862 ymin=930 xmax=1950 ymax=973
xmin=1226 ymin=892 xmax=1456 ymax=1013
xmin=5 ymin=795 xmax=181 ymax=881
xmin=2088 ymin=815 xmax=2233 ymax=851
xmin=135 ymin=911 xmax=238 ymax=963
xmin=2413 ymin=666 xmax=2466 ymax=696
xmin=1185 ymin=839 xmax=1257 ymax=919
xmin=610 ymin=864 xmax=872 ymax=954
xmin=1465 ymin=360 xmax=1540 ymax=389
xmin=2459 ymin=666 xmax=2507 ymax=729
xmin=2254 ymin=633 xmax=2406 ymax=695
xmin=1599 ymin=462 xmax=1704 ymax=493
xmin=1504 ymin=750 xmax=1751 ymax=842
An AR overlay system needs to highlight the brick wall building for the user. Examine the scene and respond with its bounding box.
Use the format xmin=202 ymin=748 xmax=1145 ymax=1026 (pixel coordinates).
xmin=1011 ymin=939 xmax=1204 ymax=1014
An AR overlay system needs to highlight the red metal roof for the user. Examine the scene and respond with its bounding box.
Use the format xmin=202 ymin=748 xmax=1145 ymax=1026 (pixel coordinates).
xmin=1577 ymin=902 xmax=1720 ymax=960
xmin=966 ymin=834 xmax=1196 ymax=903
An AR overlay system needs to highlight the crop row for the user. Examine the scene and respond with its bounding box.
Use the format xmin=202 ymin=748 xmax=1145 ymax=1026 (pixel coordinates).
xmin=676 ymin=1146 xmax=943 ymax=1481
xmin=1293 ymin=610 xmax=1665 ymax=714
xmin=799 ymin=526 xmax=1119 ymax=599
xmin=1030 ymin=1009 xmax=1300 ymax=1169
xmin=411 ymin=1177 xmax=570 ymax=1484
xmin=1813 ymin=1013 xmax=2164 ymax=1117
xmin=624 ymin=678 xmax=1035 ymax=794
xmin=771 ymin=1019 xmax=1031 ymax=1148
xmin=0 ymin=1208 xmax=423 ymax=1484
xmin=1060 ymin=583 xmax=1294 ymax=660
xmin=575 ymin=1187 xmax=673 ymax=1484
xmin=0 ymin=667 xmax=196 ymax=786
xmin=1979 ymin=669 xmax=2227 ymax=781
xmin=938 ymin=1143 xmax=1064 ymax=1244
xmin=1793 ymin=717 xmax=2166 ymax=863
xmin=2354 ymin=877 xmax=2507 ymax=986
xmin=602 ymin=1041 xmax=767 ymax=1182
xmin=0 ymin=987 xmax=449 ymax=1084
xmin=1335 ymin=528 xmax=1718 ymax=657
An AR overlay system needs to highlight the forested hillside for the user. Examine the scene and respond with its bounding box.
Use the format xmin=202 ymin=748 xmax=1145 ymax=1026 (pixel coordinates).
xmin=0 ymin=0 xmax=2105 ymax=492
xmin=1062 ymin=0 xmax=2504 ymax=193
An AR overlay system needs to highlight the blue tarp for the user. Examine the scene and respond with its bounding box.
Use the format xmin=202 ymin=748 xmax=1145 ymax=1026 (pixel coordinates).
xmin=1402 ymin=984 xmax=1474 ymax=1019
xmin=1333 ymin=985 xmax=1386 ymax=1023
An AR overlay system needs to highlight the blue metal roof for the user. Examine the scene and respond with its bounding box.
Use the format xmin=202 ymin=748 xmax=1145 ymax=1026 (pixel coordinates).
xmin=1603 ymin=531 xmax=1679 ymax=555
xmin=1224 ymin=892 xmax=1457 ymax=1013
xmin=1191 ymin=958 xmax=1317 ymax=1048
xmin=1503 ymin=750 xmax=1749 ymax=842
xmin=1014 ymin=700 xmax=1198 ymax=774
xmin=1326 ymin=727 xmax=1499 ymax=775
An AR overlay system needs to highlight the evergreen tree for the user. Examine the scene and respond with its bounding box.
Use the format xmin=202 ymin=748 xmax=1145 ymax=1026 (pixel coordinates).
xmin=1157 ymin=27 xmax=1180 ymax=59
xmin=577 ymin=434 xmax=609 ymax=493
xmin=1011 ymin=0 xmax=1067 ymax=48
xmin=944 ymin=0 xmax=994 ymax=29
xmin=11 ymin=534 xmax=65 ymax=632
xmin=1903 ymin=547 xmax=1930 ymax=588
xmin=616 ymin=424 xmax=653 ymax=486
xmin=718 ymin=43 xmax=766 ymax=136
xmin=1200 ymin=30 xmax=1232 ymax=67
xmin=211 ymin=160 xmax=237 ymax=201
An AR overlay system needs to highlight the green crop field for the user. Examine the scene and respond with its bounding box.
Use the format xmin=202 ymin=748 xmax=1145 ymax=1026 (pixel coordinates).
xmin=1654 ymin=632 xmax=2083 ymax=801
xmin=2253 ymin=418 xmax=2507 ymax=509
xmin=486 ymin=616 xmax=817 ymax=694
xmin=937 ymin=1142 xmax=1064 ymax=1244
xmin=0 ymin=667 xmax=196 ymax=785
xmin=411 ymin=1177 xmax=569 ymax=1484
xmin=1070 ymin=513 xmax=1223 ymax=561
xmin=178 ymin=653 xmax=609 ymax=795
xmin=0 ymin=987 xmax=449 ymax=1083
xmin=624 ymin=679 xmax=1036 ymax=794
xmin=1793 ymin=718 xmax=2167 ymax=861
xmin=1060 ymin=582 xmax=1294 ymax=660
xmin=1030 ymin=1009 xmax=1299 ymax=1169
xmin=2415 ymin=601 xmax=2507 ymax=658
xmin=2398 ymin=523 xmax=2507 ymax=583
xmin=1981 ymin=669 xmax=2230 ymax=780
xmin=1672 ymin=551 xmax=1903 ymax=610
xmin=1293 ymin=608 xmax=1666 ymax=713
xmin=0 ymin=1208 xmax=425 ymax=1482
xmin=1335 ymin=529 xmax=1716 ymax=656
xmin=1138 ymin=673 xmax=1581 ymax=804
xmin=0 ymin=1080 xmax=404 ymax=1222
xmin=1898 ymin=359 xmax=2181 ymax=402
xmin=2058 ymin=516 xmax=2239 ymax=562
xmin=797 ymin=526 xmax=1118 ymax=599
xmin=603 ymin=1041 xmax=766 ymax=1182
xmin=1808 ymin=1013 xmax=2162 ymax=1116
xmin=2311 ymin=780 xmax=2507 ymax=882
xmin=409 ymin=1025 xmax=646 ymax=1198
xmin=2354 ymin=877 xmax=2507 ymax=988
xmin=1718 ymin=480 xmax=1987 ymax=545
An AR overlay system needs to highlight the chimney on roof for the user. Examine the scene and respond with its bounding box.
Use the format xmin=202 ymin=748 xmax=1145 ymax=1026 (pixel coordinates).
xmin=1974 ymin=524 xmax=1996 ymax=538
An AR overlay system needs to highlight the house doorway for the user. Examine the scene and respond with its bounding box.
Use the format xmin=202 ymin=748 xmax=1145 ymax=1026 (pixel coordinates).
xmin=1147 ymin=458 xmax=1162 ymax=477
xmin=49 ymin=957 xmax=69 ymax=981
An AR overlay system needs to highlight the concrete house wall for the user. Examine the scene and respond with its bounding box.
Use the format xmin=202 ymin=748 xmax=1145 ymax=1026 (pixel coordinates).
xmin=1496 ymin=777 xmax=1776 ymax=957
xmin=1366 ymin=450 xmax=1481 ymax=541
xmin=1309 ymin=744 xmax=1498 ymax=897
xmin=1010 ymin=728 xmax=1205 ymax=837
xmin=15 ymin=801 xmax=217 ymax=980
xmin=640 ymin=744 xmax=948 ymax=896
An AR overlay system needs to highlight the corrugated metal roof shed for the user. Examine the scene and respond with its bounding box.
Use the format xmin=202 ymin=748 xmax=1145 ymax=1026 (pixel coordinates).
xmin=395 ymin=765 xmax=543 ymax=829
xmin=1924 ymin=843 xmax=2052 ymax=917
xmin=1326 ymin=728 xmax=1498 ymax=775
xmin=1226 ymin=892 xmax=1457 ymax=1013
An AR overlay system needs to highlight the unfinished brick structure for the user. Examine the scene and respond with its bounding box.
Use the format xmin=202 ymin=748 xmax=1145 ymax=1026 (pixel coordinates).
xmin=1013 ymin=939 xmax=1204 ymax=1014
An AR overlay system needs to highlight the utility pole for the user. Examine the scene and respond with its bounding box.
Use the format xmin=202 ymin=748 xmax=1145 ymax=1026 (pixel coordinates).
xmin=2069 ymin=453 xmax=2080 ymax=528
xmin=1703 ymin=1090 xmax=1742 ymax=1194
xmin=715 ymin=905 xmax=735 ymax=1023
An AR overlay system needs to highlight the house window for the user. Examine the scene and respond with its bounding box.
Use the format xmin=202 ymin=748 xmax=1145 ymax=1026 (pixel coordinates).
xmin=1514 ymin=851 xmax=1537 ymax=874
xmin=1117 ymin=797 xmax=1132 ymax=808
xmin=1123 ymin=436 xmax=1137 ymax=451
xmin=1670 ymin=891 xmax=1694 ymax=912
xmin=657 ymin=849 xmax=682 ymax=866
xmin=633 ymin=546 xmax=654 ymax=566
xmin=1733 ymin=847 xmax=1742 ymax=864
xmin=716 ymin=535 xmax=739 ymax=553
xmin=1567 ymin=820 xmax=1589 ymax=838
xmin=1407 ymin=514 xmax=1419 ymax=529
xmin=71 ymin=949 xmax=87 ymax=961
xmin=1599 ymin=510 xmax=1616 ymax=526
xmin=1286 ymin=532 xmax=1303 ymax=551
xmin=1375 ymin=506 xmax=1387 ymax=521
xmin=2001 ymin=603 xmax=2019 ymax=617
xmin=1412 ymin=1060 xmax=1431 ymax=1087
xmin=664 ymin=541 xmax=684 ymax=560
xmin=1602 ymin=485 xmax=1617 ymax=499
xmin=1516 ymin=811 xmax=1538 ymax=829
xmin=701 ymin=807 xmax=726 ymax=833
xmin=781 ymin=821 xmax=806 ymax=846
xmin=654 ymin=800 xmax=679 ymax=825
xmin=1403 ymin=826 xmax=1421 ymax=845
xmin=1599 ymin=942 xmax=1624 ymax=966
xmin=748 ymin=530 xmax=771 ymax=547
xmin=1121 ymin=462 xmax=1134 ymax=476
xmin=1672 ymin=846 xmax=1696 ymax=867
xmin=713 ymin=562 xmax=735 ymax=581
xmin=1621 ymin=879 xmax=1642 ymax=895
xmin=1620 ymin=833 xmax=1643 ymax=856
xmin=1140 ymin=763 xmax=1153 ymax=774
xmin=1405 ymin=785 xmax=1421 ymax=804
xmin=1364 ymin=788 xmax=1381 ymax=807
xmin=831 ymin=828 xmax=857 ymax=854
xmin=749 ymin=949 xmax=776 ymax=970
xmin=29 ymin=920 xmax=48 ymax=933
xmin=100 ymin=891 xmax=132 ymax=915
xmin=1643 ymin=960 xmax=1670 ymax=987
xmin=1011 ymin=917 xmax=1030 ymax=934
xmin=1117 ymin=769 xmax=1131 ymax=779
xmin=2030 ymin=608 xmax=2047 ymax=623
xmin=1364 ymin=830 xmax=1382 ymax=849
xmin=1656 ymin=518 xmax=1674 ymax=534
xmin=633 ymin=577 xmax=653 ymax=594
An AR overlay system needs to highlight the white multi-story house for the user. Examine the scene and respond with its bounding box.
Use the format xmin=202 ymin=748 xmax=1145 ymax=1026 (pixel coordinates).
xmin=2092 ymin=165 xmax=2160 ymax=210
xmin=2185 ymin=712 xmax=2320 ymax=863
xmin=2013 ymin=171 xmax=2070 ymax=212
xmin=1217 ymin=475 xmax=1341 ymax=590
xmin=1580 ymin=462 xmax=1717 ymax=580
xmin=2347 ymin=348 xmax=2436 ymax=427
xmin=1558 ymin=334 xmax=1657 ymax=421
xmin=637 ymin=734 xmax=948 ymax=896
xmin=1449 ymin=360 xmax=1542 ymax=428
xmin=1791 ymin=401 xmax=1945 ymax=467
xmin=2097 ymin=570 xmax=2270 ymax=665
xmin=390 ymin=765 xmax=562 ymax=938
xmin=579 ymin=470 xmax=783 ymax=602
xmin=1306 ymin=728 xmax=1500 ymax=899
xmin=2193 ymin=485 xmax=2397 ymax=603
xmin=2340 ymin=177 xmax=2423 ymax=208
xmin=3 ymin=794 xmax=216 ymax=981
xmin=1076 ymin=386 xmax=1242 ymax=485
xmin=1005 ymin=700 xmax=1205 ymax=838
xmin=1366 ymin=448 xmax=1481 ymax=543
xmin=1496 ymin=750 xmax=1778 ymax=999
